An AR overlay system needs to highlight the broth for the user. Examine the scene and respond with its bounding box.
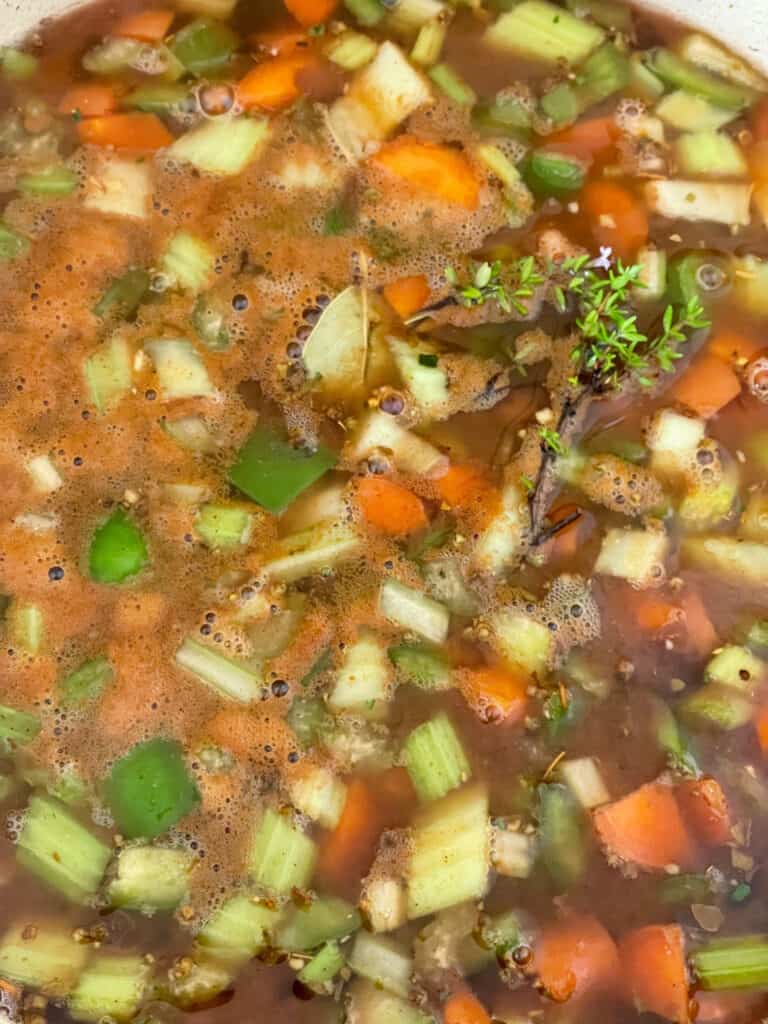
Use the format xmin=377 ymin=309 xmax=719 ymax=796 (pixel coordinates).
xmin=0 ymin=0 xmax=767 ymax=1022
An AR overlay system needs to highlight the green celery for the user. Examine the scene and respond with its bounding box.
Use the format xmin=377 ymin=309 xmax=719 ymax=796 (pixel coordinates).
xmin=675 ymin=131 xmax=748 ymax=178
xmin=298 ymin=941 xmax=345 ymax=988
xmin=105 ymin=739 xmax=200 ymax=839
xmin=278 ymin=897 xmax=361 ymax=952
xmin=171 ymin=18 xmax=239 ymax=75
xmin=576 ymin=42 xmax=630 ymax=107
xmin=0 ymin=921 xmax=88 ymax=996
xmin=229 ymin=425 xmax=337 ymax=514
xmin=680 ymin=685 xmax=753 ymax=731
xmin=411 ymin=18 xmax=447 ymax=67
xmin=59 ymin=656 xmax=113 ymax=706
xmin=18 ymin=166 xmax=78 ymax=197
xmin=168 ymin=116 xmax=270 ymax=176
xmin=0 ymin=220 xmax=29 ymax=261
xmin=343 ymin=0 xmax=386 ymax=27
xmin=193 ymin=293 xmax=230 ymax=350
xmin=540 ymin=83 xmax=580 ymax=128
xmin=88 ymin=508 xmax=149 ymax=585
xmin=109 ymin=846 xmax=192 ymax=912
xmin=144 ymin=338 xmax=213 ymax=399
xmin=287 ymin=695 xmax=330 ymax=748
xmin=162 ymin=231 xmax=214 ymax=291
xmin=197 ymin=892 xmax=280 ymax=966
xmin=693 ymin=936 xmax=768 ymax=990
xmin=93 ymin=268 xmax=150 ymax=320
xmin=428 ymin=63 xmax=477 ymax=106
xmin=325 ymin=31 xmax=378 ymax=71
xmin=522 ymin=150 xmax=585 ymax=198
xmin=69 ymin=955 xmax=149 ymax=1022
xmin=1 ymin=48 xmax=38 ymax=80
xmin=538 ymin=783 xmax=587 ymax=887
xmin=9 ymin=602 xmax=44 ymax=654
xmin=175 ymin=637 xmax=262 ymax=703
xmin=348 ymin=931 xmax=413 ymax=999
xmin=472 ymin=93 xmax=532 ymax=141
xmin=404 ymin=713 xmax=470 ymax=801
xmin=666 ymin=250 xmax=731 ymax=305
xmin=485 ymin=1 xmax=605 ymax=65
xmin=660 ymin=872 xmax=715 ymax=906
xmin=388 ymin=642 xmax=451 ymax=690
xmin=248 ymin=808 xmax=316 ymax=895
xmin=195 ymin=504 xmax=253 ymax=549
xmin=629 ymin=51 xmax=665 ymax=100
xmin=17 ymin=796 xmax=111 ymax=904
xmin=0 ymin=704 xmax=41 ymax=753
xmin=564 ymin=0 xmax=633 ymax=31
xmin=124 ymin=83 xmax=190 ymax=113
xmin=747 ymin=619 xmax=768 ymax=650
xmin=348 ymin=980 xmax=432 ymax=1024
xmin=644 ymin=48 xmax=753 ymax=110
xmin=85 ymin=335 xmax=132 ymax=412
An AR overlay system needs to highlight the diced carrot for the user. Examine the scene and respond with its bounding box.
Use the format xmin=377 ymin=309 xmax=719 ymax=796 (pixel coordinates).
xmin=632 ymin=593 xmax=678 ymax=633
xmin=77 ymin=112 xmax=173 ymax=151
xmin=356 ymin=476 xmax=428 ymax=535
xmin=756 ymin=704 xmax=768 ymax=754
xmin=284 ymin=0 xmax=338 ymax=27
xmin=581 ymin=180 xmax=649 ymax=262
xmin=436 ymin=463 xmax=499 ymax=512
xmin=249 ymin=28 xmax=309 ymax=56
xmin=383 ymin=275 xmax=430 ymax=319
xmin=236 ymin=52 xmax=319 ymax=112
xmin=592 ymin=781 xmax=697 ymax=871
xmin=748 ymin=140 xmax=768 ymax=185
xmin=678 ymin=589 xmax=718 ymax=658
xmin=752 ymin=97 xmax=768 ymax=143
xmin=671 ymin=352 xmax=742 ymax=419
xmin=708 ymin=329 xmax=764 ymax=367
xmin=316 ymin=778 xmax=382 ymax=897
xmin=459 ymin=665 xmax=528 ymax=723
xmin=58 ymin=83 xmax=118 ymax=118
xmin=114 ymin=8 xmax=174 ymax=42
xmin=371 ymin=137 xmax=480 ymax=210
xmin=620 ymin=924 xmax=689 ymax=1023
xmin=677 ymin=777 xmax=732 ymax=846
xmin=535 ymin=915 xmax=620 ymax=1004
xmin=548 ymin=117 xmax=618 ymax=165
xmin=444 ymin=989 xmax=492 ymax=1024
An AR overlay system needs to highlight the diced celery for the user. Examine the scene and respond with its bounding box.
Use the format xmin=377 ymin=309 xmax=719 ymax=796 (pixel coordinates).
xmin=288 ymin=766 xmax=347 ymax=830
xmin=678 ymin=467 xmax=739 ymax=533
xmin=83 ymin=37 xmax=144 ymax=74
xmin=485 ymin=1 xmax=605 ymax=65
xmin=162 ymin=231 xmax=215 ymax=291
xmin=633 ymin=245 xmax=667 ymax=304
xmin=647 ymin=408 xmax=706 ymax=481
xmin=660 ymin=872 xmax=715 ymax=906
xmin=84 ymin=157 xmax=151 ymax=220
xmin=0 ymin=921 xmax=88 ymax=997
xmin=298 ymin=940 xmax=345 ymax=989
xmin=124 ymin=82 xmax=190 ymax=113
xmin=8 ymin=602 xmax=44 ymax=655
xmin=490 ymin=609 xmax=552 ymax=676
xmin=69 ymin=955 xmax=150 ymax=1022
xmin=248 ymin=808 xmax=316 ymax=895
xmin=540 ymin=83 xmax=580 ymax=129
xmin=475 ymin=143 xmax=526 ymax=193
xmin=538 ymin=783 xmax=587 ymax=887
xmin=59 ymin=656 xmax=113 ymax=706
xmin=564 ymin=0 xmax=632 ymax=32
xmin=108 ymin=846 xmax=193 ymax=912
xmin=491 ymin=825 xmax=535 ymax=878
xmin=168 ymin=117 xmax=270 ymax=176
xmin=678 ymin=33 xmax=768 ymax=92
xmin=594 ymin=527 xmax=669 ymax=587
xmin=329 ymin=631 xmax=393 ymax=719
xmin=344 ymin=0 xmax=386 ymax=27
xmin=105 ymin=739 xmax=200 ymax=840
xmin=302 ymin=285 xmax=368 ymax=400
xmin=94 ymin=269 xmax=150 ymax=320
xmin=378 ymin=579 xmax=450 ymax=644
xmin=522 ymin=150 xmax=586 ymax=198
xmin=387 ymin=337 xmax=449 ymax=420
xmin=692 ymin=935 xmax=768 ymax=991
xmin=0 ymin=220 xmax=28 ymax=261
xmin=263 ymin=522 xmax=361 ymax=583
xmin=576 ymin=42 xmax=630 ymax=108
xmin=428 ymin=63 xmax=476 ymax=106
xmin=472 ymin=93 xmax=532 ymax=141
xmin=0 ymin=704 xmax=40 ymax=754
xmin=681 ymin=536 xmax=768 ymax=587
xmin=277 ymin=897 xmax=361 ymax=952
xmin=411 ymin=18 xmax=447 ymax=67
xmin=165 ymin=958 xmax=232 ymax=1009
xmin=175 ymin=637 xmax=261 ymax=703
xmin=656 ymin=90 xmax=738 ymax=131
xmin=630 ymin=51 xmax=665 ymax=101
xmin=348 ymin=931 xmax=413 ymax=999
xmin=194 ymin=504 xmax=253 ymax=549
xmin=325 ymin=30 xmax=378 ymax=71
xmin=145 ymin=339 xmax=214 ymax=399
xmin=404 ymin=713 xmax=470 ymax=802
xmin=229 ymin=425 xmax=337 ymax=514
xmin=644 ymin=48 xmax=753 ymax=110
xmin=674 ymin=131 xmax=748 ymax=178
xmin=407 ymin=783 xmax=489 ymax=919
xmin=348 ymin=979 xmax=433 ymax=1024
xmin=171 ymin=19 xmax=239 ymax=75
xmin=288 ymin=695 xmax=331 ymax=748
xmin=559 ymin=756 xmax=610 ymax=809
xmin=17 ymin=795 xmax=111 ymax=904
xmin=385 ymin=0 xmax=446 ymax=35
xmin=18 ymin=165 xmax=78 ymax=197
xmin=88 ymin=508 xmax=149 ymax=584
xmin=706 ymin=645 xmax=764 ymax=690
xmin=388 ymin=642 xmax=451 ymax=690
xmin=196 ymin=892 xmax=280 ymax=966
xmin=680 ymin=684 xmax=753 ymax=731
xmin=1 ymin=47 xmax=38 ymax=80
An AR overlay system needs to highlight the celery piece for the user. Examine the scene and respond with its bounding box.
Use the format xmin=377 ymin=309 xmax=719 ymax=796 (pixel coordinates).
xmin=693 ymin=936 xmax=768 ymax=991
xmin=522 ymin=150 xmax=585 ymax=198
xmin=288 ymin=695 xmax=330 ymax=748
xmin=564 ymin=0 xmax=633 ymax=32
xmin=407 ymin=783 xmax=489 ymax=919
xmin=144 ymin=339 xmax=214 ymax=399
xmin=197 ymin=893 xmax=279 ymax=966
xmin=125 ymin=82 xmax=190 ymax=113
xmin=85 ymin=335 xmax=132 ymax=413
xmin=348 ymin=931 xmax=413 ymax=998
xmin=653 ymin=698 xmax=698 ymax=774
xmin=325 ymin=31 xmax=378 ymax=71
xmin=171 ymin=18 xmax=239 ymax=75
xmin=538 ymin=783 xmax=587 ymax=888
xmin=0 ymin=704 xmax=40 ymax=753
xmin=660 ymin=872 xmax=715 ymax=906
xmin=9 ymin=602 xmax=44 ymax=655
xmin=491 ymin=609 xmax=552 ymax=676
xmin=388 ymin=642 xmax=451 ymax=690
xmin=162 ymin=232 xmax=214 ymax=292
xmin=93 ymin=268 xmax=150 ymax=320
xmin=277 ymin=897 xmax=361 ymax=952
xmin=348 ymin=980 xmax=432 ymax=1024
xmin=165 ymin=958 xmax=233 ymax=1009
xmin=657 ymin=90 xmax=737 ymax=132
xmin=267 ymin=523 xmax=361 ymax=583
xmin=674 ymin=131 xmax=748 ymax=178
xmin=59 ymin=656 xmax=114 ymax=707
xmin=748 ymin=619 xmax=768 ymax=650
xmin=706 ymin=645 xmax=764 ymax=690
xmin=18 ymin=166 xmax=78 ymax=197
xmin=576 ymin=43 xmax=629 ymax=107
xmin=229 ymin=425 xmax=337 ymax=514
xmin=678 ymin=33 xmax=768 ymax=92
xmin=666 ymin=251 xmax=731 ymax=305
xmin=0 ymin=220 xmax=28 ymax=261
xmin=195 ymin=504 xmax=253 ymax=549
xmin=478 ymin=909 xmax=521 ymax=958
xmin=106 ymin=739 xmax=199 ymax=839
xmin=472 ymin=94 xmax=532 ymax=141
xmin=485 ymin=1 xmax=605 ymax=65
xmin=385 ymin=0 xmax=445 ymax=35
xmin=17 ymin=795 xmax=111 ymax=904
xmin=109 ymin=846 xmax=193 ymax=912
xmin=428 ymin=63 xmax=476 ymax=106
xmin=680 ymin=684 xmax=753 ymax=731
xmin=378 ymin=579 xmax=450 ymax=645
xmin=0 ymin=921 xmax=88 ymax=997
xmin=644 ymin=48 xmax=753 ymax=110
xmin=168 ymin=117 xmax=270 ymax=176
xmin=404 ymin=713 xmax=470 ymax=802
xmin=289 ymin=766 xmax=347 ymax=830
xmin=298 ymin=941 xmax=345 ymax=988
xmin=176 ymin=638 xmax=261 ymax=702
xmin=540 ymin=83 xmax=580 ymax=128
xmin=629 ymin=52 xmax=665 ymax=101
xmin=411 ymin=18 xmax=447 ymax=67
xmin=248 ymin=808 xmax=316 ymax=895
xmin=329 ymin=632 xmax=392 ymax=719
xmin=633 ymin=245 xmax=667 ymax=303
xmin=344 ymin=0 xmax=386 ymax=27
xmin=83 ymin=37 xmax=144 ymax=74
xmin=1 ymin=48 xmax=38 ymax=80
xmin=88 ymin=508 xmax=149 ymax=584
xmin=69 ymin=955 xmax=150 ymax=1022
xmin=193 ymin=293 xmax=230 ymax=350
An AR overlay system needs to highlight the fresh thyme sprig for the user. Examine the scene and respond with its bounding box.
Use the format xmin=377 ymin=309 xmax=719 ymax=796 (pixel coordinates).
xmin=445 ymin=256 xmax=545 ymax=316
xmin=538 ymin=426 xmax=566 ymax=456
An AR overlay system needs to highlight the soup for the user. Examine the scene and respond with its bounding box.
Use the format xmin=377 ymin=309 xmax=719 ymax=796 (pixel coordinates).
xmin=0 ymin=0 xmax=768 ymax=1021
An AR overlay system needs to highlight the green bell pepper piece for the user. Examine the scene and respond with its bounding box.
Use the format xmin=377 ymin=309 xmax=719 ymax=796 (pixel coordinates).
xmin=105 ymin=738 xmax=199 ymax=839
xmin=88 ymin=508 xmax=149 ymax=585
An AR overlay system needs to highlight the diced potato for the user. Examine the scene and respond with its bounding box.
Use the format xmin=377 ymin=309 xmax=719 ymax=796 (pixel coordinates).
xmin=490 ymin=609 xmax=552 ymax=676
xmin=681 ymin=536 xmax=768 ymax=588
xmin=84 ymin=155 xmax=151 ymax=220
xmin=360 ymin=877 xmax=408 ymax=933
xmin=644 ymin=180 xmax=752 ymax=226
xmin=594 ymin=527 xmax=670 ymax=587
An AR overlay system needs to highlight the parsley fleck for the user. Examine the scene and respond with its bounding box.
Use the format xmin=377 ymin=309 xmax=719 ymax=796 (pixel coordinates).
xmin=539 ymin=427 xmax=566 ymax=457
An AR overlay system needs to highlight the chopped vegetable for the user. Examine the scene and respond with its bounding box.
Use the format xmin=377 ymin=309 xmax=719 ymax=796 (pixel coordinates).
xmin=105 ymin=739 xmax=200 ymax=839
xmin=88 ymin=508 xmax=149 ymax=584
